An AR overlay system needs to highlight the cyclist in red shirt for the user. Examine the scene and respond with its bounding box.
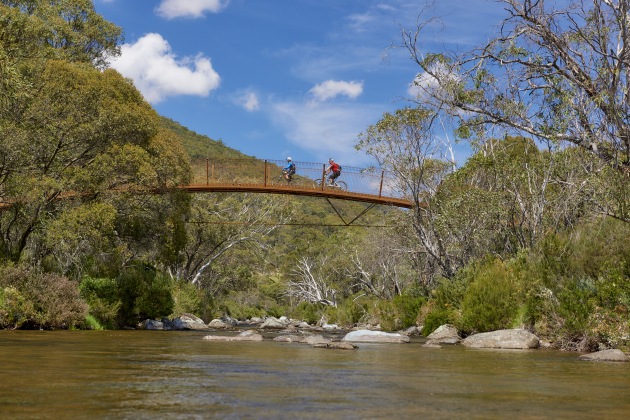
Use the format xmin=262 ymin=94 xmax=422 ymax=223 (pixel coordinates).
xmin=325 ymin=158 xmax=341 ymax=186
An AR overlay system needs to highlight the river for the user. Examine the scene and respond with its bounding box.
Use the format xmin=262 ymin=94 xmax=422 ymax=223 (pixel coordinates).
xmin=0 ymin=330 xmax=628 ymax=419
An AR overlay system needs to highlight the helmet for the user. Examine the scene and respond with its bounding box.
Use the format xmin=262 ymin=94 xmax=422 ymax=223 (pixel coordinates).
xmin=287 ymin=157 xmax=292 ymax=161
xmin=329 ymin=158 xmax=334 ymax=162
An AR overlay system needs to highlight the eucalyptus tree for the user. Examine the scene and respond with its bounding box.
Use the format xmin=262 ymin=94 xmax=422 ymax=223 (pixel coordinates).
xmin=357 ymin=107 xmax=459 ymax=279
xmin=403 ymin=0 xmax=629 ymax=221
xmin=0 ymin=1 xmax=191 ymax=265
xmin=286 ymin=256 xmax=338 ymax=307
xmin=344 ymin=228 xmax=416 ymax=299
xmin=0 ymin=0 xmax=121 ymax=67
xmin=168 ymin=193 xmax=290 ymax=294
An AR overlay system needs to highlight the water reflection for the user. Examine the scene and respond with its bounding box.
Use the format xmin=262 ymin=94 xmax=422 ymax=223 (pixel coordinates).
xmin=0 ymin=330 xmax=628 ymax=419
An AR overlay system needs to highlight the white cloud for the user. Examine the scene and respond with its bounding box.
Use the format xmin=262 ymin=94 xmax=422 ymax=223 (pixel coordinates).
xmin=408 ymin=62 xmax=459 ymax=102
xmin=270 ymin=100 xmax=382 ymax=166
xmin=108 ymin=33 xmax=220 ymax=104
xmin=309 ymin=80 xmax=363 ymax=103
xmin=234 ymin=90 xmax=260 ymax=112
xmin=156 ymin=0 xmax=229 ymax=19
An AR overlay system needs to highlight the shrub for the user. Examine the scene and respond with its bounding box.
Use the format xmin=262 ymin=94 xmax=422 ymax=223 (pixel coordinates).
xmin=0 ymin=286 xmax=37 ymax=329
xmin=421 ymin=305 xmax=458 ymax=336
xmin=115 ymin=263 xmax=174 ymax=326
xmin=393 ymin=294 xmax=425 ymax=329
xmin=0 ymin=265 xmax=88 ymax=329
xmin=459 ymin=259 xmax=520 ymax=334
xmin=522 ymin=217 xmax=630 ymax=350
xmin=84 ymin=314 xmax=104 ymax=330
xmin=366 ymin=294 xmax=425 ymax=331
xmin=220 ymin=298 xmax=265 ymax=321
xmin=79 ymin=277 xmax=121 ymax=329
xmin=291 ymin=301 xmax=321 ymax=325
xmin=170 ymin=280 xmax=203 ymax=317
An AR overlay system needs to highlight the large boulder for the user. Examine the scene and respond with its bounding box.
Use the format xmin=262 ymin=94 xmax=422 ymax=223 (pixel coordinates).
xmin=461 ymin=329 xmax=539 ymax=349
xmin=140 ymin=319 xmax=171 ymax=330
xmin=342 ymin=330 xmax=410 ymax=344
xmin=172 ymin=313 xmax=209 ymax=330
xmin=578 ymin=349 xmax=629 ymax=362
xmin=207 ymin=319 xmax=231 ymax=329
xmin=260 ymin=316 xmax=287 ymax=329
xmin=425 ymin=324 xmax=460 ymax=345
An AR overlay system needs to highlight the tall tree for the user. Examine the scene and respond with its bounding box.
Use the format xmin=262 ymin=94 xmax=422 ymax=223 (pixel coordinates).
xmin=405 ymin=0 xmax=630 ymax=173
xmin=0 ymin=0 xmax=121 ymax=67
xmin=357 ymin=107 xmax=458 ymax=279
xmin=0 ymin=2 xmax=190 ymax=264
xmin=170 ymin=193 xmax=289 ymax=290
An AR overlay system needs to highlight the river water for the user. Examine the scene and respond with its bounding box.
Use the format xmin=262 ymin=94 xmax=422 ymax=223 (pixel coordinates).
xmin=0 ymin=330 xmax=628 ymax=419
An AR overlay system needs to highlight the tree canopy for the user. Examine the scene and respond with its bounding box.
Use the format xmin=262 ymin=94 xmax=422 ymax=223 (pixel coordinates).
xmin=405 ymin=0 xmax=630 ymax=172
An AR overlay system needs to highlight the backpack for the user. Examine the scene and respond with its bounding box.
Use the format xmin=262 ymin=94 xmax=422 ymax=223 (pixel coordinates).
xmin=337 ymin=165 xmax=342 ymax=172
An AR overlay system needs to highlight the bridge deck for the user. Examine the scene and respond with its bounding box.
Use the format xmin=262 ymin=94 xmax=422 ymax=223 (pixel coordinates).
xmin=180 ymin=183 xmax=412 ymax=208
xmin=188 ymin=158 xmax=412 ymax=208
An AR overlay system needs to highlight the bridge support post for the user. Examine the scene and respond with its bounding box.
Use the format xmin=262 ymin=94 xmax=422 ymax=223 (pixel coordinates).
xmin=320 ymin=164 xmax=326 ymax=190
xmin=379 ymin=170 xmax=384 ymax=197
xmin=264 ymin=160 xmax=268 ymax=186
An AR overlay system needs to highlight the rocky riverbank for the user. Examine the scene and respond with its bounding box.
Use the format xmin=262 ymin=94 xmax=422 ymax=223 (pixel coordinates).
xmin=140 ymin=314 xmax=629 ymax=362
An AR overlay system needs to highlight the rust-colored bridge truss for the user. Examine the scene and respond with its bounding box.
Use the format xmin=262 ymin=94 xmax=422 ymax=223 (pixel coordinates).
xmin=185 ymin=158 xmax=412 ymax=209
xmin=0 ymin=159 xmax=412 ymax=224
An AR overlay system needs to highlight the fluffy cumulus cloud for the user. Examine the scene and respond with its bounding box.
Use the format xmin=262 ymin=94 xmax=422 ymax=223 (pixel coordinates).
xmin=108 ymin=33 xmax=220 ymax=104
xmin=309 ymin=80 xmax=363 ymax=103
xmin=156 ymin=0 xmax=229 ymax=19
xmin=270 ymin=100 xmax=382 ymax=166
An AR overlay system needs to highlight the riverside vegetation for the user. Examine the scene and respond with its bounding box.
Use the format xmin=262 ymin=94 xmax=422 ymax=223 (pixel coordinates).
xmin=0 ymin=0 xmax=628 ymax=353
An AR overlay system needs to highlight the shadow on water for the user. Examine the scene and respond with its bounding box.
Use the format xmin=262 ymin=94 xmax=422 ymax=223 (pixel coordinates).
xmin=1 ymin=330 xmax=629 ymax=419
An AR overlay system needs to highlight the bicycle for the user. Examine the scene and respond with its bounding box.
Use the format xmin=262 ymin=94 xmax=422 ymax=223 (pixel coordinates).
xmin=313 ymin=177 xmax=347 ymax=191
xmin=271 ymin=170 xmax=300 ymax=186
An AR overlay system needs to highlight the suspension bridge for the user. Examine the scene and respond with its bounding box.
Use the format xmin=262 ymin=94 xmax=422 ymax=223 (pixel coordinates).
xmin=183 ymin=158 xmax=412 ymax=209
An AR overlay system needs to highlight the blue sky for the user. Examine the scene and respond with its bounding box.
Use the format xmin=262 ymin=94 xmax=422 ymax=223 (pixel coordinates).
xmin=94 ymin=0 xmax=505 ymax=167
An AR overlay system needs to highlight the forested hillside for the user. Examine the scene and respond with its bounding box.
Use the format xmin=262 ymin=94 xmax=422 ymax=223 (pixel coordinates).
xmin=159 ymin=116 xmax=252 ymax=160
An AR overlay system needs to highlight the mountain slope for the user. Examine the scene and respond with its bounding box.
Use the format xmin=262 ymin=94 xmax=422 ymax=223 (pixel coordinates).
xmin=159 ymin=116 xmax=253 ymax=160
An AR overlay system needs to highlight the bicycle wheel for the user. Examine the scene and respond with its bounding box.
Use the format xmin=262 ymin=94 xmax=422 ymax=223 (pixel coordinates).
xmin=313 ymin=178 xmax=324 ymax=188
xmin=336 ymin=180 xmax=348 ymax=191
xmin=271 ymin=175 xmax=289 ymax=186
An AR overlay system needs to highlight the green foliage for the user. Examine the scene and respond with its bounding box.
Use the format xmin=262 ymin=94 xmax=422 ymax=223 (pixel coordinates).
xmin=79 ymin=276 xmax=121 ymax=329
xmin=422 ymin=306 xmax=457 ymax=337
xmin=0 ymin=286 xmax=36 ymax=329
xmin=115 ymin=264 xmax=174 ymax=326
xmin=135 ymin=274 xmax=174 ymax=321
xmin=393 ymin=294 xmax=425 ymax=328
xmin=459 ymin=259 xmax=521 ymax=333
xmin=518 ymin=217 xmax=630 ymax=350
xmin=320 ymin=297 xmax=369 ymax=328
xmin=170 ymin=280 xmax=203 ymax=317
xmin=84 ymin=314 xmax=104 ymax=330
xmin=291 ymin=301 xmax=321 ymax=325
xmin=0 ymin=1 xmax=122 ymax=67
xmin=0 ymin=265 xmax=88 ymax=329
xmin=160 ymin=116 xmax=253 ymax=160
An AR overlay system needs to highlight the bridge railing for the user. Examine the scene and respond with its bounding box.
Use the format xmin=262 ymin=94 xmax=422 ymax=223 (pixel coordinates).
xmin=190 ymin=158 xmax=405 ymax=198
